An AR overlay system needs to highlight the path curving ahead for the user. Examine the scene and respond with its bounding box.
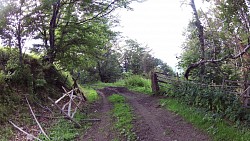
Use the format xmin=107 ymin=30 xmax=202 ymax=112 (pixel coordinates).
xmin=80 ymin=87 xmax=211 ymax=141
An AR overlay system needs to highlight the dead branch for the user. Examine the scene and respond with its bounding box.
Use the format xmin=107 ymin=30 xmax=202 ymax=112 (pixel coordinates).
xmin=68 ymin=90 xmax=74 ymax=116
xmin=81 ymin=119 xmax=101 ymax=122
xmin=9 ymin=120 xmax=42 ymax=141
xmin=184 ymin=44 xmax=250 ymax=80
xmin=48 ymin=97 xmax=81 ymax=128
xmin=55 ymin=89 xmax=73 ymax=104
xmin=35 ymin=114 xmax=67 ymax=119
xmin=62 ymin=101 xmax=69 ymax=111
xmin=71 ymin=100 xmax=82 ymax=118
xmin=26 ymin=97 xmax=49 ymax=140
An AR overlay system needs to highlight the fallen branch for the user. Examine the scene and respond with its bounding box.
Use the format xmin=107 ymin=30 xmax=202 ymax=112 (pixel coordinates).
xmin=71 ymin=100 xmax=82 ymax=118
xmin=68 ymin=90 xmax=73 ymax=116
xmin=55 ymin=89 xmax=73 ymax=104
xmin=26 ymin=97 xmax=49 ymax=140
xmin=184 ymin=44 xmax=250 ymax=80
xmin=9 ymin=120 xmax=42 ymax=141
xmin=81 ymin=119 xmax=101 ymax=122
xmin=48 ymin=97 xmax=81 ymax=128
xmin=35 ymin=114 xmax=66 ymax=119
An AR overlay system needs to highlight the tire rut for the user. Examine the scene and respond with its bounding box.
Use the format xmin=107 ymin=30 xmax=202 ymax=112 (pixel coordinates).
xmin=104 ymin=87 xmax=211 ymax=141
xmin=80 ymin=90 xmax=115 ymax=141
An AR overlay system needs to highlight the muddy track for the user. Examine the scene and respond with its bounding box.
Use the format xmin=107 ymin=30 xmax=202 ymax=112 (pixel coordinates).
xmin=80 ymin=90 xmax=116 ymax=141
xmin=81 ymin=87 xmax=210 ymax=141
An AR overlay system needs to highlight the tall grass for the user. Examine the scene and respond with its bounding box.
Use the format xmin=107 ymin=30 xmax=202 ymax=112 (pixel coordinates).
xmin=123 ymin=75 xmax=152 ymax=94
xmin=160 ymin=98 xmax=250 ymax=141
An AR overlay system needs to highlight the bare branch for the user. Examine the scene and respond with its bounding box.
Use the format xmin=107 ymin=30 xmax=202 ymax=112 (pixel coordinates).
xmin=48 ymin=97 xmax=81 ymax=128
xmin=26 ymin=97 xmax=49 ymax=140
xmin=184 ymin=44 xmax=250 ymax=79
xmin=9 ymin=120 xmax=42 ymax=141
xmin=68 ymin=90 xmax=74 ymax=116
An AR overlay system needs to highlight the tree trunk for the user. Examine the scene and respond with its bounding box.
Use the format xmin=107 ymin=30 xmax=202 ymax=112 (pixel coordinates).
xmin=97 ymin=61 xmax=105 ymax=82
xmin=17 ymin=16 xmax=23 ymax=67
xmin=190 ymin=0 xmax=205 ymax=80
xmin=49 ymin=0 xmax=60 ymax=64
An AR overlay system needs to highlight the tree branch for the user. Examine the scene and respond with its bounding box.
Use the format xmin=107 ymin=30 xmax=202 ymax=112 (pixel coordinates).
xmin=184 ymin=44 xmax=250 ymax=80
xmin=26 ymin=97 xmax=49 ymax=140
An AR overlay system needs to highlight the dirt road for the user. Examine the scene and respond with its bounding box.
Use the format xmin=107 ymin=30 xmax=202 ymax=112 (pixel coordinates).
xmin=80 ymin=87 xmax=210 ymax=141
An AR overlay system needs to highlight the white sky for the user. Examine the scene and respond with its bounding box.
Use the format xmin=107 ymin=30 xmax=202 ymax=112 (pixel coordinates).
xmin=114 ymin=0 xmax=207 ymax=71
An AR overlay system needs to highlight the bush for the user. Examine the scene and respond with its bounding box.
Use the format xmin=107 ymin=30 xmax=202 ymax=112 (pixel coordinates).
xmin=124 ymin=75 xmax=152 ymax=94
xmin=124 ymin=75 xmax=150 ymax=88
xmin=167 ymin=81 xmax=250 ymax=123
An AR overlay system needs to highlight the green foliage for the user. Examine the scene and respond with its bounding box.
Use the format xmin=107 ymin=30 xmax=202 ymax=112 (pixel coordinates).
xmin=108 ymin=94 xmax=136 ymax=141
xmin=35 ymin=78 xmax=47 ymax=87
xmin=160 ymin=98 xmax=250 ymax=141
xmin=40 ymin=112 xmax=90 ymax=141
xmin=165 ymin=81 xmax=250 ymax=123
xmin=124 ymin=75 xmax=152 ymax=94
xmin=108 ymin=94 xmax=126 ymax=103
xmin=0 ymin=70 xmax=5 ymax=86
xmin=0 ymin=125 xmax=13 ymax=141
xmin=80 ymin=86 xmax=99 ymax=103
xmin=122 ymin=39 xmax=165 ymax=76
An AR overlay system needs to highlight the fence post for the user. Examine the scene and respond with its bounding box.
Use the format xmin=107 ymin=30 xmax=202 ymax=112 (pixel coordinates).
xmin=151 ymin=71 xmax=159 ymax=95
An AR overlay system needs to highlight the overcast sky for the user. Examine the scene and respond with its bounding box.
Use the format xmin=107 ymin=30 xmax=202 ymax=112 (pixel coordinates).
xmin=114 ymin=0 xmax=207 ymax=71
xmin=0 ymin=0 xmax=207 ymax=71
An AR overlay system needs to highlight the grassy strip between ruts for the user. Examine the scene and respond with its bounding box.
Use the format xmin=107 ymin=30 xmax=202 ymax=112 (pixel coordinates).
xmin=108 ymin=94 xmax=137 ymax=141
xmin=160 ymin=98 xmax=250 ymax=141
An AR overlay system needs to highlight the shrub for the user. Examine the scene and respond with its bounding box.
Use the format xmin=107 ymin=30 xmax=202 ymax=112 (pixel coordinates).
xmin=124 ymin=75 xmax=152 ymax=94
xmin=124 ymin=75 xmax=150 ymax=88
xmin=166 ymin=81 xmax=250 ymax=123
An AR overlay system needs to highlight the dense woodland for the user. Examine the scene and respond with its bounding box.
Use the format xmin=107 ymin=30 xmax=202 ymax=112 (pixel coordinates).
xmin=0 ymin=0 xmax=250 ymax=140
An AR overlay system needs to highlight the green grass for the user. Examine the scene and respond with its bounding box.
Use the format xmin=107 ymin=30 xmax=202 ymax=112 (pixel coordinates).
xmin=124 ymin=75 xmax=152 ymax=95
xmin=160 ymin=98 xmax=250 ymax=141
xmin=80 ymin=86 xmax=99 ymax=103
xmin=0 ymin=125 xmax=13 ymax=141
xmin=90 ymin=75 xmax=152 ymax=95
xmin=108 ymin=94 xmax=136 ymax=141
xmin=39 ymin=112 xmax=91 ymax=141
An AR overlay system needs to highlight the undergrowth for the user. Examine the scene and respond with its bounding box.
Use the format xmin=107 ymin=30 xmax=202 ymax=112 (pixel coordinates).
xmin=80 ymin=86 xmax=99 ymax=102
xmin=163 ymin=81 xmax=250 ymax=123
xmin=39 ymin=112 xmax=91 ymax=141
xmin=160 ymin=98 xmax=250 ymax=141
xmin=108 ymin=94 xmax=136 ymax=141
xmin=124 ymin=75 xmax=152 ymax=94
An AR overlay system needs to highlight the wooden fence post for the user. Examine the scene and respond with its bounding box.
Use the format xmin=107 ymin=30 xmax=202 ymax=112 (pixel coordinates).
xmin=151 ymin=71 xmax=159 ymax=95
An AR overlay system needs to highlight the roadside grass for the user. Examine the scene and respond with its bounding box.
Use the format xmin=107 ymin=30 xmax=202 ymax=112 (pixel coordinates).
xmin=39 ymin=112 xmax=91 ymax=141
xmin=90 ymin=75 xmax=152 ymax=95
xmin=160 ymin=98 xmax=250 ymax=141
xmin=80 ymin=86 xmax=99 ymax=103
xmin=108 ymin=94 xmax=136 ymax=141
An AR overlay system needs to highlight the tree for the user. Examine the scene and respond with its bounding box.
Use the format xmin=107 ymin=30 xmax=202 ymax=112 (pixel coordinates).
xmin=122 ymin=39 xmax=147 ymax=74
xmin=0 ymin=0 xmax=34 ymax=66
xmin=96 ymin=46 xmax=123 ymax=82
xmin=28 ymin=0 xmax=137 ymax=64
xmin=182 ymin=0 xmax=250 ymax=84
